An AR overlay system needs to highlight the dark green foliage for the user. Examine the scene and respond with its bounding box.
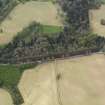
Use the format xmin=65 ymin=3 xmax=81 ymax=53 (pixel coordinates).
xmin=0 ymin=0 xmax=105 ymax=64
xmin=58 ymin=0 xmax=91 ymax=33
xmin=0 ymin=79 xmax=3 ymax=87
xmin=0 ymin=0 xmax=105 ymax=103
xmin=0 ymin=22 xmax=104 ymax=64
xmin=0 ymin=0 xmax=104 ymax=105
xmin=58 ymin=0 xmax=102 ymax=33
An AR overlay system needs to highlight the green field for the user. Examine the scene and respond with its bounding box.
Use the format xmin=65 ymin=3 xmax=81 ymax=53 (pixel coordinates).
xmin=41 ymin=25 xmax=63 ymax=34
xmin=0 ymin=64 xmax=36 ymax=105
xmin=0 ymin=64 xmax=35 ymax=87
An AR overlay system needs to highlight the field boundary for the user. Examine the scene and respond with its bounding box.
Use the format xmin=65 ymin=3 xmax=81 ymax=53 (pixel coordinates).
xmin=0 ymin=47 xmax=102 ymax=64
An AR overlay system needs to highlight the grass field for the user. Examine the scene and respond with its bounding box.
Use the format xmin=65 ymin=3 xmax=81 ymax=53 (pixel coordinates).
xmin=89 ymin=5 xmax=105 ymax=36
xmin=0 ymin=1 xmax=63 ymax=45
xmin=0 ymin=64 xmax=35 ymax=87
xmin=19 ymin=54 xmax=105 ymax=105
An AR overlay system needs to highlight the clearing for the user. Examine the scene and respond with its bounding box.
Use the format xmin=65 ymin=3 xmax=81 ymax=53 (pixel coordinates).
xmin=0 ymin=89 xmax=13 ymax=105
xmin=0 ymin=1 xmax=63 ymax=45
xmin=18 ymin=53 xmax=105 ymax=105
xmin=89 ymin=5 xmax=105 ymax=36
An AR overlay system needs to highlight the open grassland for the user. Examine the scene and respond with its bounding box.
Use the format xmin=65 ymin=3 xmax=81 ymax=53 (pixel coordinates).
xmin=0 ymin=1 xmax=63 ymax=45
xmin=0 ymin=89 xmax=13 ymax=105
xmin=19 ymin=53 xmax=105 ymax=105
xmin=89 ymin=5 xmax=105 ymax=36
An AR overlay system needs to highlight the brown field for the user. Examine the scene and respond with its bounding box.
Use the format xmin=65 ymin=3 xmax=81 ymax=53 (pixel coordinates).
xmin=89 ymin=5 xmax=105 ymax=36
xmin=0 ymin=89 xmax=13 ymax=105
xmin=18 ymin=53 xmax=105 ymax=105
xmin=0 ymin=1 xmax=62 ymax=45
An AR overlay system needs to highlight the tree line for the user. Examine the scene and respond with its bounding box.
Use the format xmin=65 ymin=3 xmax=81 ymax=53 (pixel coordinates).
xmin=0 ymin=0 xmax=105 ymax=64
xmin=0 ymin=21 xmax=104 ymax=63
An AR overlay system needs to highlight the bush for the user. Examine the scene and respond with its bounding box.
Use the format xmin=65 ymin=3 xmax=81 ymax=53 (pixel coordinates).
xmin=0 ymin=79 xmax=3 ymax=87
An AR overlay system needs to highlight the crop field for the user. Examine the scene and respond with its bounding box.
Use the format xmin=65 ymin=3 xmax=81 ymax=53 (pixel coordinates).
xmin=89 ymin=5 xmax=105 ymax=37
xmin=18 ymin=62 xmax=59 ymax=105
xmin=0 ymin=89 xmax=13 ymax=105
xmin=0 ymin=1 xmax=63 ymax=45
xmin=18 ymin=53 xmax=105 ymax=105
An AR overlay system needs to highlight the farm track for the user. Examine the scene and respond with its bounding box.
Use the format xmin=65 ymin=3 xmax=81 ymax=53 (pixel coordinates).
xmin=54 ymin=60 xmax=63 ymax=105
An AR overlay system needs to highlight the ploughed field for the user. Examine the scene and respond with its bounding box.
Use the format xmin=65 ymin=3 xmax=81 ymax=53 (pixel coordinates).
xmin=18 ymin=54 xmax=105 ymax=105
xmin=0 ymin=1 xmax=62 ymax=45
xmin=89 ymin=5 xmax=105 ymax=36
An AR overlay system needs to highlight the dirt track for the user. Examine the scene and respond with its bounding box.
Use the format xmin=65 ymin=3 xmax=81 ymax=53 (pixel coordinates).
xmin=18 ymin=54 xmax=105 ymax=105
xmin=0 ymin=89 xmax=13 ymax=105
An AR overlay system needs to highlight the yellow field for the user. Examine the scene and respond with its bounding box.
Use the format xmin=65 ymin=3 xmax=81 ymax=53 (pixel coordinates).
xmin=89 ymin=5 xmax=105 ymax=36
xmin=19 ymin=62 xmax=59 ymax=105
xmin=0 ymin=1 xmax=62 ymax=45
xmin=18 ymin=54 xmax=105 ymax=105
xmin=0 ymin=89 xmax=13 ymax=105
